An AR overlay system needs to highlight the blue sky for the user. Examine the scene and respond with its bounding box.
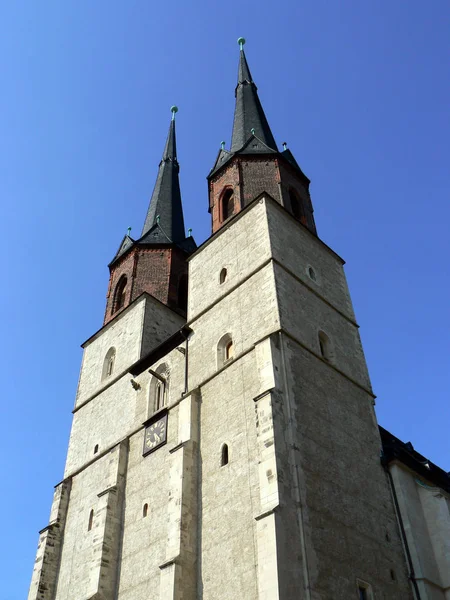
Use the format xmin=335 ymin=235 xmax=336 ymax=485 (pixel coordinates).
xmin=1 ymin=1 xmax=449 ymax=596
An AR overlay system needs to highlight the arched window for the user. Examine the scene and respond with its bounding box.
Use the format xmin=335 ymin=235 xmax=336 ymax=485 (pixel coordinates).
xmin=308 ymin=266 xmax=316 ymax=281
xmin=148 ymin=363 xmax=169 ymax=415
xmin=94 ymin=444 xmax=99 ymax=454
xmin=221 ymin=189 xmax=235 ymax=221
xmin=217 ymin=333 xmax=234 ymax=368
xmin=88 ymin=509 xmax=94 ymax=532
xmin=289 ymin=188 xmax=305 ymax=222
xmin=219 ymin=268 xmax=227 ymax=284
xmin=113 ymin=275 xmax=128 ymax=314
xmin=177 ymin=274 xmax=188 ymax=311
xmin=221 ymin=444 xmax=229 ymax=466
xmin=143 ymin=503 xmax=149 ymax=518
xmin=101 ymin=347 xmax=116 ymax=381
xmin=318 ymin=331 xmax=331 ymax=362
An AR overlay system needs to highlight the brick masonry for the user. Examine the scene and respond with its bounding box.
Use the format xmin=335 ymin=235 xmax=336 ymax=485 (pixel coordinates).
xmin=104 ymin=245 xmax=188 ymax=325
xmin=209 ymin=154 xmax=316 ymax=235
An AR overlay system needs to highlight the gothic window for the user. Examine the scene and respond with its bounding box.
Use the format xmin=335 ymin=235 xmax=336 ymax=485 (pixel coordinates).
xmin=289 ymin=188 xmax=305 ymax=222
xmin=148 ymin=363 xmax=169 ymax=414
xmin=177 ymin=274 xmax=188 ymax=311
xmin=221 ymin=189 xmax=235 ymax=221
xmin=219 ymin=268 xmax=227 ymax=284
xmin=143 ymin=503 xmax=149 ymax=518
xmin=88 ymin=509 xmax=94 ymax=532
xmin=113 ymin=275 xmax=128 ymax=314
xmin=101 ymin=347 xmax=116 ymax=381
xmin=217 ymin=333 xmax=234 ymax=368
xmin=318 ymin=331 xmax=332 ymax=362
xmin=221 ymin=444 xmax=229 ymax=466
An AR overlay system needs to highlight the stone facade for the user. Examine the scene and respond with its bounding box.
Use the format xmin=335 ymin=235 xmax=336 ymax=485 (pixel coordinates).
xmin=28 ymin=195 xmax=444 ymax=599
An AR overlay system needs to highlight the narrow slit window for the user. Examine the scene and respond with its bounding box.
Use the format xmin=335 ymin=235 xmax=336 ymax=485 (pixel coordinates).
xmin=94 ymin=444 xmax=99 ymax=454
xmin=148 ymin=364 xmax=169 ymax=416
xmin=358 ymin=588 xmax=368 ymax=600
xmin=318 ymin=331 xmax=331 ymax=362
xmin=156 ymin=382 xmax=164 ymax=411
xmin=221 ymin=444 xmax=229 ymax=466
xmin=356 ymin=581 xmax=372 ymax=600
xmin=225 ymin=340 xmax=234 ymax=361
xmin=289 ymin=188 xmax=305 ymax=222
xmin=143 ymin=503 xmax=148 ymax=518
xmin=88 ymin=509 xmax=94 ymax=532
xmin=219 ymin=268 xmax=227 ymax=284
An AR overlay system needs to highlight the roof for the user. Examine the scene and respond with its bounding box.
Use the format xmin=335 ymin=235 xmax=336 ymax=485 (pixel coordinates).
xmin=129 ymin=325 xmax=192 ymax=377
xmin=231 ymin=47 xmax=278 ymax=153
xmin=140 ymin=114 xmax=186 ymax=244
xmin=208 ymin=44 xmax=308 ymax=181
xmin=380 ymin=426 xmax=450 ymax=494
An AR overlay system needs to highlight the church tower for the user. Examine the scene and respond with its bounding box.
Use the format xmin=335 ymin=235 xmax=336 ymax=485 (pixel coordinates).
xmin=29 ymin=41 xmax=415 ymax=600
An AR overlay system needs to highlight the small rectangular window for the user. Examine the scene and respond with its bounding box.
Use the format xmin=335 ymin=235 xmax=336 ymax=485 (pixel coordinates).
xmin=356 ymin=580 xmax=372 ymax=600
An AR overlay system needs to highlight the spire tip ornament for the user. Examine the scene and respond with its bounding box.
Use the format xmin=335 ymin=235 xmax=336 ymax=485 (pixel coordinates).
xmin=170 ymin=105 xmax=178 ymax=120
xmin=237 ymin=37 xmax=246 ymax=50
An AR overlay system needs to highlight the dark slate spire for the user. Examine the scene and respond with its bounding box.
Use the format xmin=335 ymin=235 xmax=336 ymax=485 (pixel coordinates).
xmin=231 ymin=38 xmax=278 ymax=153
xmin=140 ymin=106 xmax=186 ymax=243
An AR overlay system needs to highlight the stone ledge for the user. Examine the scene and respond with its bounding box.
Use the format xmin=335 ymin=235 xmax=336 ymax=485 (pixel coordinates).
xmin=159 ymin=556 xmax=179 ymax=570
xmin=254 ymin=506 xmax=279 ymax=521
xmin=97 ymin=485 xmax=117 ymax=498
xmin=169 ymin=441 xmax=186 ymax=454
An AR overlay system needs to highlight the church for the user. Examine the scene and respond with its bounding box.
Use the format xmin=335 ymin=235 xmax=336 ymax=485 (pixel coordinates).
xmin=28 ymin=39 xmax=450 ymax=600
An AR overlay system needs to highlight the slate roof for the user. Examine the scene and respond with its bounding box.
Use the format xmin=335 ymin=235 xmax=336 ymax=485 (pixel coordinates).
xmin=231 ymin=48 xmax=278 ymax=153
xmin=209 ymin=44 xmax=290 ymax=179
xmin=109 ymin=234 xmax=135 ymax=265
xmin=380 ymin=426 xmax=450 ymax=494
xmin=109 ymin=112 xmax=197 ymax=267
xmin=140 ymin=115 xmax=186 ymax=243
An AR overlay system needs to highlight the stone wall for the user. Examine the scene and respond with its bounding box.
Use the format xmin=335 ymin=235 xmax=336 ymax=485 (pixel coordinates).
xmin=390 ymin=463 xmax=450 ymax=599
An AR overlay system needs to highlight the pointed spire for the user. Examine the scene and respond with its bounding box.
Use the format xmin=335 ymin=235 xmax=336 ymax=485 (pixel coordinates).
xmin=140 ymin=106 xmax=186 ymax=243
xmin=231 ymin=38 xmax=278 ymax=153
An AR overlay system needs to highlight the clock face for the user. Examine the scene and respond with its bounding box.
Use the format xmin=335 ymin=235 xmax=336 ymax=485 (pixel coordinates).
xmin=143 ymin=414 xmax=168 ymax=455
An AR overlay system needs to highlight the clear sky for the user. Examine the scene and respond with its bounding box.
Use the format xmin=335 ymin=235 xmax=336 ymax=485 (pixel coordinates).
xmin=1 ymin=1 xmax=449 ymax=596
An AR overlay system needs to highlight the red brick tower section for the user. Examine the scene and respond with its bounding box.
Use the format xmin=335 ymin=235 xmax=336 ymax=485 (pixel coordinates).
xmin=208 ymin=152 xmax=316 ymax=235
xmin=103 ymin=107 xmax=194 ymax=326
xmin=103 ymin=244 xmax=189 ymax=325
xmin=208 ymin=38 xmax=317 ymax=236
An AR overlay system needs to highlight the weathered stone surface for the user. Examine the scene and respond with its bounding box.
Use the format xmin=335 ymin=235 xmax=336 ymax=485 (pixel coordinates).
xmin=29 ymin=196 xmax=418 ymax=600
